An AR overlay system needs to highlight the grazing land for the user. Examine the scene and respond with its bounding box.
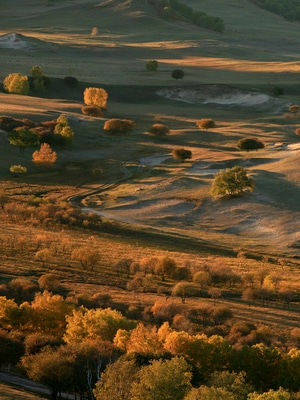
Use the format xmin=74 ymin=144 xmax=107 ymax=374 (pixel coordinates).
xmin=1 ymin=0 xmax=300 ymax=397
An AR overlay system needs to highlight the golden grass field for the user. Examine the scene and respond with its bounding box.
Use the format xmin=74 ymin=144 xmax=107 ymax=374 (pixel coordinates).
xmin=0 ymin=0 xmax=300 ymax=264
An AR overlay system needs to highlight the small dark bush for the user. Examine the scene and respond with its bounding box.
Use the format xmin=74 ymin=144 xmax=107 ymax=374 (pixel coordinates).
xmin=63 ymin=76 xmax=78 ymax=86
xmin=103 ymin=118 xmax=135 ymax=134
xmin=146 ymin=60 xmax=158 ymax=72
xmin=81 ymin=106 xmax=104 ymax=118
xmin=196 ymin=118 xmax=215 ymax=129
xmin=148 ymin=123 xmax=170 ymax=136
xmin=272 ymin=87 xmax=284 ymax=96
xmin=237 ymin=137 xmax=265 ymax=151
xmin=171 ymin=69 xmax=184 ymax=80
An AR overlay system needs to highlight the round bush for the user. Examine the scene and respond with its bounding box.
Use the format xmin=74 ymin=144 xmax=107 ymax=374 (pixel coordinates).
xmin=237 ymin=138 xmax=265 ymax=151
xmin=171 ymin=69 xmax=184 ymax=80
xmin=81 ymin=106 xmax=104 ymax=118
xmin=295 ymin=127 xmax=300 ymax=135
xmin=196 ymin=118 xmax=215 ymax=129
xmin=148 ymin=123 xmax=170 ymax=136
xmin=103 ymin=118 xmax=135 ymax=134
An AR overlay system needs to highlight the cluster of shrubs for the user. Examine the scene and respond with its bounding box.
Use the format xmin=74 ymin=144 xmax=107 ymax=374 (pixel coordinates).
xmin=253 ymin=0 xmax=300 ymax=21
xmin=3 ymin=66 xmax=50 ymax=96
xmin=155 ymin=0 xmax=225 ymax=32
xmin=3 ymin=197 xmax=103 ymax=230
xmin=0 ymin=114 xmax=74 ymax=147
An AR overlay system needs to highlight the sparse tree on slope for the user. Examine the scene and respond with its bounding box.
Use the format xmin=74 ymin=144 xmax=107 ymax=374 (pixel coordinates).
xmin=211 ymin=166 xmax=254 ymax=197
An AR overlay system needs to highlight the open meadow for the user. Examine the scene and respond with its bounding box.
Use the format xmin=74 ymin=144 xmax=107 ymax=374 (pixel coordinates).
xmin=1 ymin=0 xmax=300 ymax=397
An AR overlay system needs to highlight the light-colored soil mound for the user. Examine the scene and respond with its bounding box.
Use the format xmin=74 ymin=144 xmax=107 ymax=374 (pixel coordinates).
xmin=157 ymin=85 xmax=287 ymax=110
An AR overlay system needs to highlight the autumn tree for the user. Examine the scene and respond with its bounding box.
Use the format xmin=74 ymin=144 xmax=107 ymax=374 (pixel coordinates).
xmin=172 ymin=147 xmax=192 ymax=162
xmin=30 ymin=65 xmax=46 ymax=93
xmin=247 ymin=388 xmax=292 ymax=400
xmin=211 ymin=166 xmax=254 ymax=197
xmin=130 ymin=356 xmax=192 ymax=400
xmin=184 ymin=386 xmax=236 ymax=400
xmin=84 ymin=87 xmax=108 ymax=110
xmin=4 ymin=72 xmax=30 ymax=95
xmin=0 ymin=329 xmax=24 ymax=369
xmin=155 ymin=256 xmax=177 ymax=281
xmin=21 ymin=346 xmax=75 ymax=400
xmin=64 ymin=307 xmax=136 ymax=343
xmin=103 ymin=118 xmax=135 ymax=135
xmin=32 ymin=143 xmax=57 ymax=167
xmin=71 ymin=246 xmax=100 ymax=271
xmin=94 ymin=357 xmax=138 ymax=400
xmin=8 ymin=128 xmax=40 ymax=151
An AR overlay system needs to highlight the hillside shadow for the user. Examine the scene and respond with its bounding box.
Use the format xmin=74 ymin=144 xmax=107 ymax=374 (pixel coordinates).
xmin=253 ymin=169 xmax=300 ymax=211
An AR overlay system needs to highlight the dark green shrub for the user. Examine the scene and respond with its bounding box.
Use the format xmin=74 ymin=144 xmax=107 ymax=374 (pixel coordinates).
xmin=237 ymin=138 xmax=265 ymax=151
xmin=81 ymin=106 xmax=104 ymax=118
xmin=196 ymin=118 xmax=215 ymax=129
xmin=63 ymin=76 xmax=78 ymax=86
xmin=172 ymin=147 xmax=192 ymax=162
xmin=148 ymin=123 xmax=170 ymax=136
xmin=146 ymin=60 xmax=158 ymax=71
xmin=272 ymin=87 xmax=284 ymax=96
xmin=103 ymin=118 xmax=135 ymax=134
xmin=171 ymin=69 xmax=184 ymax=80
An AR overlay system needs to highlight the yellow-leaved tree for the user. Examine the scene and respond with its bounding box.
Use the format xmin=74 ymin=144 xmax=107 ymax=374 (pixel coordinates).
xmin=32 ymin=143 xmax=57 ymax=167
xmin=83 ymin=87 xmax=108 ymax=110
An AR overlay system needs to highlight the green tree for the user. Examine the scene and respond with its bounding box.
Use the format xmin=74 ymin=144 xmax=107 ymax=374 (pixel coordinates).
xmin=237 ymin=138 xmax=265 ymax=151
xmin=3 ymin=73 xmax=30 ymax=95
xmin=211 ymin=166 xmax=254 ymax=197
xmin=94 ymin=357 xmax=138 ymax=400
xmin=8 ymin=128 xmax=40 ymax=151
xmin=30 ymin=65 xmax=43 ymax=79
xmin=172 ymin=147 xmax=192 ymax=162
xmin=130 ymin=357 xmax=192 ymax=400
xmin=172 ymin=69 xmax=184 ymax=80
xmin=84 ymin=87 xmax=108 ymax=110
xmin=146 ymin=60 xmax=158 ymax=71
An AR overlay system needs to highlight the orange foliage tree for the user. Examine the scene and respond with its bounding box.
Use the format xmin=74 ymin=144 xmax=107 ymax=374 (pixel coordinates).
xmin=32 ymin=143 xmax=57 ymax=167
